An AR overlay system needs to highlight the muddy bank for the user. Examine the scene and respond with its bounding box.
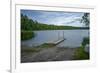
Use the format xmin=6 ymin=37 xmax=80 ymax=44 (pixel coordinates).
xmin=21 ymin=46 xmax=78 ymax=63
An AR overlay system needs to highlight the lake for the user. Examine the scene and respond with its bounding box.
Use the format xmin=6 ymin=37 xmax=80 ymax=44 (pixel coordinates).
xmin=21 ymin=30 xmax=89 ymax=48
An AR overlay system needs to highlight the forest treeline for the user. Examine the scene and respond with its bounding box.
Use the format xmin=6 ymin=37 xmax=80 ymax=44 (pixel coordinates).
xmin=21 ymin=14 xmax=89 ymax=31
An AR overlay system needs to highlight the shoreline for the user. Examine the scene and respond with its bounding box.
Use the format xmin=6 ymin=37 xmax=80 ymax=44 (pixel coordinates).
xmin=21 ymin=45 xmax=78 ymax=63
xmin=21 ymin=42 xmax=89 ymax=63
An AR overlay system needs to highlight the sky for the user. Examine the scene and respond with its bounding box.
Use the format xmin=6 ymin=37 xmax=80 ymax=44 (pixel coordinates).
xmin=21 ymin=10 xmax=89 ymax=27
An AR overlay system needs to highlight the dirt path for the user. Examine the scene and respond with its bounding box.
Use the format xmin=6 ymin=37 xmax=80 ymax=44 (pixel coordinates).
xmin=21 ymin=47 xmax=77 ymax=63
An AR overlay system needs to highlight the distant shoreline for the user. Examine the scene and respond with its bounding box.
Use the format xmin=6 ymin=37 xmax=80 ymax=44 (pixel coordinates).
xmin=21 ymin=28 xmax=89 ymax=31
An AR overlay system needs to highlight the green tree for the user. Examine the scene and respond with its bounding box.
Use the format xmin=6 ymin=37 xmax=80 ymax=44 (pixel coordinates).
xmin=81 ymin=13 xmax=90 ymax=26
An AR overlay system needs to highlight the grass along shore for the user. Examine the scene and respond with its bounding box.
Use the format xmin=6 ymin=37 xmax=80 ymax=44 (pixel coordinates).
xmin=21 ymin=31 xmax=35 ymax=40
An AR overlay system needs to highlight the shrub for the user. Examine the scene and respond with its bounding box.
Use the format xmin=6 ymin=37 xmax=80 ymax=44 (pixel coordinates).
xmin=74 ymin=46 xmax=89 ymax=60
xmin=82 ymin=37 xmax=89 ymax=47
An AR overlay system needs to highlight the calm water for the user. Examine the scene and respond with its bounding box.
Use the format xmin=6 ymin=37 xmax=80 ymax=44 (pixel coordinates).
xmin=21 ymin=30 xmax=89 ymax=48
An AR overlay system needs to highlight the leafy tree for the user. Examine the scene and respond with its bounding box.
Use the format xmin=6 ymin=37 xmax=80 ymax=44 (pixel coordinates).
xmin=81 ymin=13 xmax=90 ymax=26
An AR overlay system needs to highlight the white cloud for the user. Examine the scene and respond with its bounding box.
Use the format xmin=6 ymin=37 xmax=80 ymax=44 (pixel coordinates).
xmin=22 ymin=10 xmax=85 ymax=27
